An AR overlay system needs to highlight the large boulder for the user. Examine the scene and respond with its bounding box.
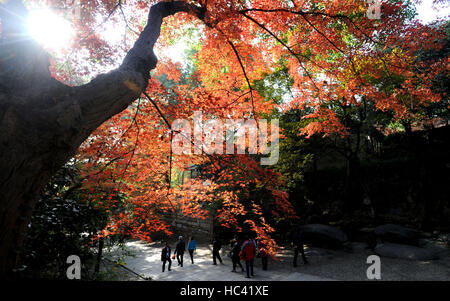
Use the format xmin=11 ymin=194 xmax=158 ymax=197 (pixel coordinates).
xmin=375 ymin=243 xmax=440 ymax=260
xmin=374 ymin=224 xmax=420 ymax=246
xmin=300 ymin=224 xmax=348 ymax=249
xmin=304 ymin=247 xmax=333 ymax=257
xmin=347 ymin=242 xmax=369 ymax=253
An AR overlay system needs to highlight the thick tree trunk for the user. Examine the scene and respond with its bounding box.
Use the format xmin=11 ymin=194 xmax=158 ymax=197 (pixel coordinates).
xmin=344 ymin=153 xmax=362 ymax=211
xmin=0 ymin=0 xmax=202 ymax=278
xmin=95 ymin=237 xmax=105 ymax=275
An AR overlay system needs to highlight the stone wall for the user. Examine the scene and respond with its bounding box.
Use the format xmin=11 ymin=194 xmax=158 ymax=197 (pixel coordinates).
xmin=164 ymin=212 xmax=213 ymax=242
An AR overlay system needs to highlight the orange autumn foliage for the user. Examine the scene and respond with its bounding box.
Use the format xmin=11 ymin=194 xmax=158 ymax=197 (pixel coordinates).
xmin=36 ymin=0 xmax=448 ymax=256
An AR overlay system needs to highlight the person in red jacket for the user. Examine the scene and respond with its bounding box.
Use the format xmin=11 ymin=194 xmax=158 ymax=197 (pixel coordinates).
xmin=240 ymin=234 xmax=257 ymax=278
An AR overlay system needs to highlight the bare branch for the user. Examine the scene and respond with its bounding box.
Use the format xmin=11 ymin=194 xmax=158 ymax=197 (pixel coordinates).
xmin=227 ymin=40 xmax=256 ymax=115
xmin=142 ymin=91 xmax=172 ymax=129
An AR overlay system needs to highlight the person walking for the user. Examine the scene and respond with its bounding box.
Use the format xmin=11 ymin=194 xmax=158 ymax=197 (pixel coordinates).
xmin=187 ymin=236 xmax=196 ymax=264
xmin=258 ymin=240 xmax=269 ymax=271
xmin=293 ymin=230 xmax=308 ymax=267
xmin=212 ymin=237 xmax=223 ymax=265
xmin=161 ymin=242 xmax=172 ymax=272
xmin=240 ymin=234 xmax=257 ymax=278
xmin=174 ymin=236 xmax=186 ymax=267
xmin=230 ymin=238 xmax=244 ymax=273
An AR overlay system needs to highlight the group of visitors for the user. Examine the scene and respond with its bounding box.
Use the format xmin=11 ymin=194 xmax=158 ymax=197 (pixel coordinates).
xmin=160 ymin=230 xmax=308 ymax=278
xmin=160 ymin=236 xmax=196 ymax=272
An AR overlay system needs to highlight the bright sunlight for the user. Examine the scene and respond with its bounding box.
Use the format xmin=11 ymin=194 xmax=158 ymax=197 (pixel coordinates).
xmin=26 ymin=9 xmax=74 ymax=50
xmin=25 ymin=7 xmax=186 ymax=67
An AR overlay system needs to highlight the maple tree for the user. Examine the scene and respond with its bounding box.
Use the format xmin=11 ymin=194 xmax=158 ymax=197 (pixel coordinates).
xmin=0 ymin=0 xmax=448 ymax=278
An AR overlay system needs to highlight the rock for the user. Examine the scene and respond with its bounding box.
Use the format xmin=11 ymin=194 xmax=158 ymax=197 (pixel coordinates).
xmin=300 ymin=224 xmax=348 ymax=248
xmin=374 ymin=224 xmax=420 ymax=246
xmin=421 ymin=240 xmax=450 ymax=258
xmin=305 ymin=247 xmax=332 ymax=257
xmin=347 ymin=242 xmax=369 ymax=253
xmin=375 ymin=243 xmax=440 ymax=260
xmin=359 ymin=227 xmax=375 ymax=233
xmin=418 ymin=238 xmax=430 ymax=247
xmin=418 ymin=232 xmax=433 ymax=239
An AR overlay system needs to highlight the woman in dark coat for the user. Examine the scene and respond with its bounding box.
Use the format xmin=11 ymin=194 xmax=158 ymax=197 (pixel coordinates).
xmin=293 ymin=230 xmax=308 ymax=267
xmin=174 ymin=236 xmax=186 ymax=267
xmin=161 ymin=242 xmax=172 ymax=272
xmin=230 ymin=238 xmax=244 ymax=272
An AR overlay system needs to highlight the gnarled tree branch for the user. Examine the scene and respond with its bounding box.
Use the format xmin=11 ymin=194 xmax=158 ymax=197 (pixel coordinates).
xmin=0 ymin=0 xmax=205 ymax=278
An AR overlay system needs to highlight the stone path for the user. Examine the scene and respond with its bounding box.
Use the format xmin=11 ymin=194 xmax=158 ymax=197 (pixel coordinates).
xmin=103 ymin=240 xmax=450 ymax=281
xmin=104 ymin=240 xmax=333 ymax=281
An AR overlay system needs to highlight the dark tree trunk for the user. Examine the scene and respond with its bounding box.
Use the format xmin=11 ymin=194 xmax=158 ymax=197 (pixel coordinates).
xmin=0 ymin=0 xmax=203 ymax=278
xmin=94 ymin=237 xmax=105 ymax=275
xmin=402 ymin=120 xmax=413 ymax=140
xmin=344 ymin=153 xmax=361 ymax=210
